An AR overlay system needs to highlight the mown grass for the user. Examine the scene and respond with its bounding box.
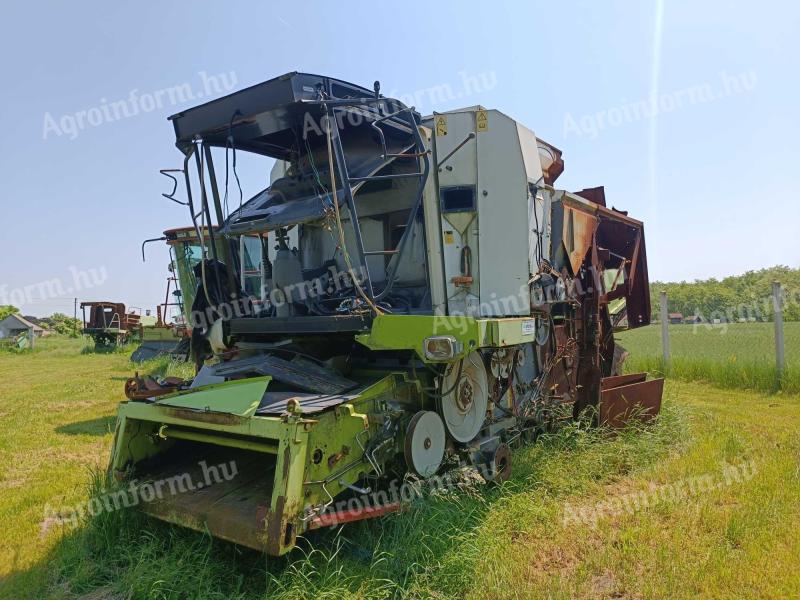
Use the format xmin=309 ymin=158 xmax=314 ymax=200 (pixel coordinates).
xmin=1 ymin=337 xmax=799 ymax=598
xmin=617 ymin=321 xmax=800 ymax=393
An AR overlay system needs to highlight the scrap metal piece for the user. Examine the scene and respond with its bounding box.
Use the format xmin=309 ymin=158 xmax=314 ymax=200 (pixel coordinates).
xmin=212 ymin=353 xmax=358 ymax=395
xmin=256 ymin=391 xmax=357 ymax=416
xmin=599 ymin=374 xmax=664 ymax=428
xmin=124 ymin=373 xmax=185 ymax=400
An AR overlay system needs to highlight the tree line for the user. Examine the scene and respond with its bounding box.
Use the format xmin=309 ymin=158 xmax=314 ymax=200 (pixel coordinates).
xmin=650 ymin=266 xmax=800 ymax=323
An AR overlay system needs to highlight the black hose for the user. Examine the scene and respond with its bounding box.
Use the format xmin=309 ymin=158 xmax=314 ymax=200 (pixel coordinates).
xmin=412 ymin=357 xmax=464 ymax=400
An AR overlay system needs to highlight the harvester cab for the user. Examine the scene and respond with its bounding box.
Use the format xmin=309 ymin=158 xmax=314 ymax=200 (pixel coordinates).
xmin=109 ymin=72 xmax=663 ymax=555
xmin=132 ymin=226 xmax=264 ymax=362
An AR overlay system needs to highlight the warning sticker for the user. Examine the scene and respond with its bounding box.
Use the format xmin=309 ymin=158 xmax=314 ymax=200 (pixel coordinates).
xmin=521 ymin=319 xmax=536 ymax=335
xmin=435 ymin=115 xmax=447 ymax=136
xmin=443 ymin=231 xmax=455 ymax=244
xmin=476 ymin=109 xmax=488 ymax=132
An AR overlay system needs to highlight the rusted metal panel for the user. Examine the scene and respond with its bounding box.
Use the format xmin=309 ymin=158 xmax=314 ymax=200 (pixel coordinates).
xmin=307 ymin=501 xmax=403 ymax=530
xmin=574 ymin=186 xmax=606 ymax=207
xmin=599 ymin=376 xmax=664 ymax=428
xmin=600 ymin=372 xmax=647 ymax=390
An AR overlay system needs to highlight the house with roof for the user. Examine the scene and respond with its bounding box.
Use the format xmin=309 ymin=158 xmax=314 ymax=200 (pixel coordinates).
xmin=0 ymin=313 xmax=45 ymax=339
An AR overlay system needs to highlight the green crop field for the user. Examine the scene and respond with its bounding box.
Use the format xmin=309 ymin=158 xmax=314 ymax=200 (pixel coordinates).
xmin=617 ymin=322 xmax=800 ymax=394
xmin=1 ymin=337 xmax=799 ymax=598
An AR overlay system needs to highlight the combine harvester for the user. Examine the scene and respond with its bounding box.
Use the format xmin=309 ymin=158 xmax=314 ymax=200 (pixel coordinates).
xmin=81 ymin=302 xmax=142 ymax=348
xmin=109 ymin=73 xmax=662 ymax=555
xmin=133 ymin=225 xmax=265 ymax=362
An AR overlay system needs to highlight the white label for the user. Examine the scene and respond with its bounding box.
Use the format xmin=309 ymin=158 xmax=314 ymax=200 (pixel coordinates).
xmin=521 ymin=319 xmax=536 ymax=335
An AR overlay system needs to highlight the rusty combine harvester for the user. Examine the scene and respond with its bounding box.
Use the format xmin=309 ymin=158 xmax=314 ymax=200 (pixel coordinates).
xmin=108 ymin=72 xmax=663 ymax=555
xmin=81 ymin=301 xmax=141 ymax=347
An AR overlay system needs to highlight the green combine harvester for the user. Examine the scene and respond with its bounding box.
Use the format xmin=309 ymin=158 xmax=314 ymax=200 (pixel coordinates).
xmin=109 ymin=72 xmax=662 ymax=555
xmin=133 ymin=225 xmax=264 ymax=362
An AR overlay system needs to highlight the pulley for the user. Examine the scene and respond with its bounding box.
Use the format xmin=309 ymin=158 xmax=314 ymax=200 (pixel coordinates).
xmin=440 ymin=351 xmax=489 ymax=443
xmin=404 ymin=411 xmax=446 ymax=478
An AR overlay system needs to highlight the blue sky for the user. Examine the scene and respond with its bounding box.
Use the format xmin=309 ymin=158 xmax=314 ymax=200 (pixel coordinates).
xmin=1 ymin=0 xmax=797 ymax=316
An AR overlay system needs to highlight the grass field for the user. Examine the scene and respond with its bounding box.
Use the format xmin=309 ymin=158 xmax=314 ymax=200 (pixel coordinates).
xmin=1 ymin=337 xmax=799 ymax=598
xmin=617 ymin=321 xmax=800 ymax=393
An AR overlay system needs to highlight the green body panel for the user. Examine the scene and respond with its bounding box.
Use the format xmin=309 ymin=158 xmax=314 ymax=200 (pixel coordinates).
xmin=140 ymin=326 xmax=181 ymax=342
xmin=355 ymin=314 xmax=539 ymax=361
xmin=355 ymin=314 xmax=481 ymax=359
xmin=155 ymin=377 xmax=270 ymax=417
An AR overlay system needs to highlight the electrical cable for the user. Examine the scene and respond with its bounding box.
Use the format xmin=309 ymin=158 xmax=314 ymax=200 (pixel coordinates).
xmin=324 ymin=105 xmax=383 ymax=316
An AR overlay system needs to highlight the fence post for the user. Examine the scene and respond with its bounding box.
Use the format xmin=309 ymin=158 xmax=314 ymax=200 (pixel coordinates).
xmin=660 ymin=290 xmax=670 ymax=370
xmin=773 ymin=281 xmax=785 ymax=388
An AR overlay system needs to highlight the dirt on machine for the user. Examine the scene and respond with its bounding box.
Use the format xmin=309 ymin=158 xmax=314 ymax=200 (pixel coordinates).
xmin=108 ymin=72 xmax=663 ymax=556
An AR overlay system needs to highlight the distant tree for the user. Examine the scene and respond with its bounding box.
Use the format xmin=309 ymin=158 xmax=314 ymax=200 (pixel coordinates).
xmin=49 ymin=313 xmax=82 ymax=337
xmin=0 ymin=305 xmax=20 ymax=321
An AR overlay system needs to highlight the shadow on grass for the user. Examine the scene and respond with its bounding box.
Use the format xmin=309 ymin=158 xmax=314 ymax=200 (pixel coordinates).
xmin=55 ymin=416 xmax=116 ymax=436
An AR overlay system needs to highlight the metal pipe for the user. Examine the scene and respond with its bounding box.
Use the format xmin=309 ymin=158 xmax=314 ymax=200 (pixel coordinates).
xmin=659 ymin=290 xmax=670 ymax=368
xmin=436 ymin=132 xmax=475 ymax=169
xmin=157 ymin=425 xmax=278 ymax=454
xmin=193 ymin=144 xmax=224 ymax=296
xmin=326 ymin=104 xmax=375 ymax=298
xmin=203 ymin=143 xmax=239 ymax=296
xmin=181 ymin=149 xmax=204 ymax=246
xmin=773 ymin=281 xmax=785 ymax=386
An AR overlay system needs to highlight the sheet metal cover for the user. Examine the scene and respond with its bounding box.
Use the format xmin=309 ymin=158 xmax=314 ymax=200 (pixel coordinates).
xmin=599 ymin=376 xmax=664 ymax=429
xmin=212 ymin=354 xmax=358 ymax=395
xmin=256 ymin=391 xmax=358 ymax=415
xmin=155 ymin=377 xmax=270 ymax=418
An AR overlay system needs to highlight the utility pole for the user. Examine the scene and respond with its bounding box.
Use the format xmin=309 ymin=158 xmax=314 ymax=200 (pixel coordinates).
xmin=74 ymin=297 xmax=77 ymax=320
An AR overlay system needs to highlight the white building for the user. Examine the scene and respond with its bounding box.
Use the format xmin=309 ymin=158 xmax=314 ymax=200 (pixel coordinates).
xmin=0 ymin=313 xmax=44 ymax=338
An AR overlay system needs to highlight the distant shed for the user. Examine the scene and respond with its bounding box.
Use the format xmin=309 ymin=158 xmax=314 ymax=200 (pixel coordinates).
xmin=0 ymin=313 xmax=44 ymax=338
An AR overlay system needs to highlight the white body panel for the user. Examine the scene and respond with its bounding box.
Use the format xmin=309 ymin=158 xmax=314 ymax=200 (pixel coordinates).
xmin=428 ymin=108 xmax=547 ymax=317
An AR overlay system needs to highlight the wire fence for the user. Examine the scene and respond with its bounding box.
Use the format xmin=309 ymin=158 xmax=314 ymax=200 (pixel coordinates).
xmin=618 ymin=282 xmax=800 ymax=393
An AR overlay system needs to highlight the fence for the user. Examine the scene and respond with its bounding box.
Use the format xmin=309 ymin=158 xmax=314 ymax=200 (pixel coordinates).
xmin=656 ymin=281 xmax=787 ymax=390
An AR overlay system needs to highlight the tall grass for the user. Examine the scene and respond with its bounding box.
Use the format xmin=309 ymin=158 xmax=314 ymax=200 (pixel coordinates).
xmin=625 ymin=355 xmax=800 ymax=394
xmin=617 ymin=322 xmax=799 ymax=394
xmin=42 ymin=400 xmax=686 ymax=599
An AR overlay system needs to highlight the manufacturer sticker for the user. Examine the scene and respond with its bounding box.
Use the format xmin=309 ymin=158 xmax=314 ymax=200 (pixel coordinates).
xmin=521 ymin=319 xmax=536 ymax=335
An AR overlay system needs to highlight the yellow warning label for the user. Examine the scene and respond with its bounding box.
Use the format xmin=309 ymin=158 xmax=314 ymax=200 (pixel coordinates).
xmin=476 ymin=109 xmax=488 ymax=132
xmin=435 ymin=115 xmax=447 ymax=136
xmin=444 ymin=231 xmax=455 ymax=244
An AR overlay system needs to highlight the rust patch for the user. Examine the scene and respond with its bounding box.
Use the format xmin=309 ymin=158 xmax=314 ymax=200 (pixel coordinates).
xmin=265 ymin=496 xmax=287 ymax=555
xmin=282 ymin=445 xmax=291 ymax=479
xmin=327 ymin=445 xmax=350 ymax=468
